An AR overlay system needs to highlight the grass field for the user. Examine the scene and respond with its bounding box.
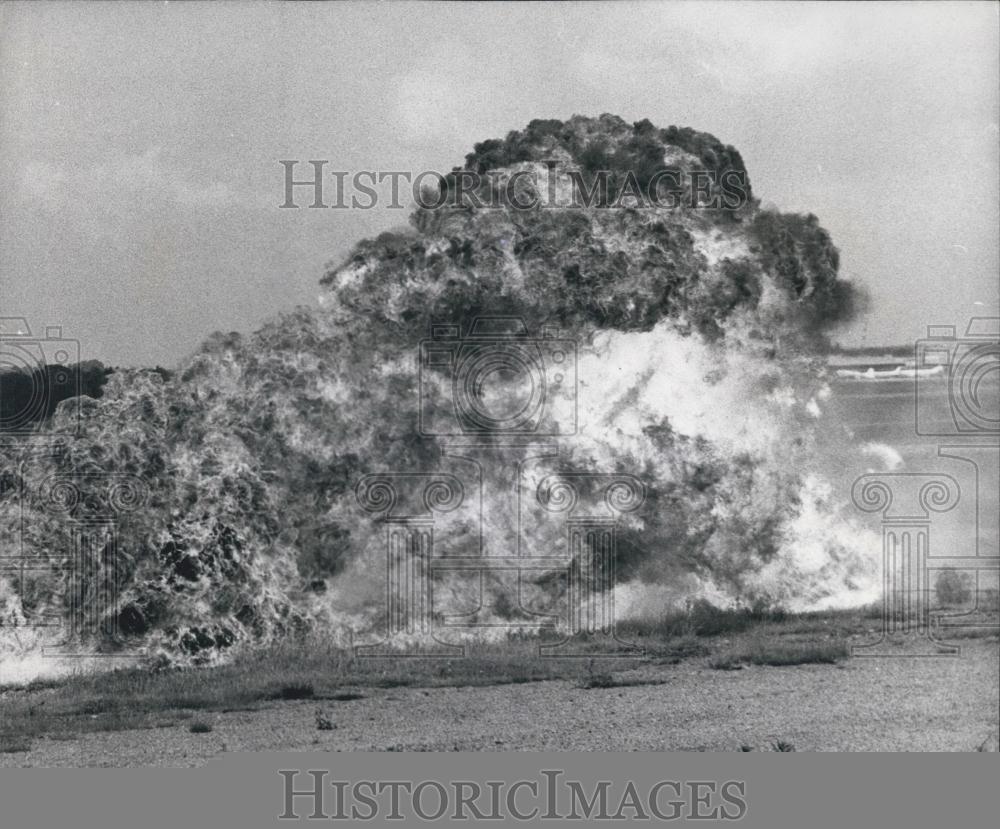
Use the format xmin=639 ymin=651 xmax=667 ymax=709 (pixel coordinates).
xmin=3 ymin=601 xmax=996 ymax=756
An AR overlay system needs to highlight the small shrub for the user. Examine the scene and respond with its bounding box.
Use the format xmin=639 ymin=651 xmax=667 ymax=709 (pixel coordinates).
xmin=576 ymin=672 xmax=618 ymax=689
xmin=936 ymin=569 xmax=972 ymax=606
xmin=315 ymin=709 xmax=335 ymax=731
xmin=270 ymin=682 xmax=315 ymax=700
xmin=771 ymin=740 xmax=796 ymax=752
xmin=188 ymin=721 xmax=213 ymax=734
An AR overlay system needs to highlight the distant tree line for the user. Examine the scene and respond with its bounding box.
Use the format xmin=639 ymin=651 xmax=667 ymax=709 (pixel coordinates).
xmin=826 ymin=344 xmax=914 ymax=357
xmin=0 ymin=361 xmax=112 ymax=432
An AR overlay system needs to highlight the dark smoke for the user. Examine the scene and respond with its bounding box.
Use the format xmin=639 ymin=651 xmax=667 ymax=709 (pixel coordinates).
xmin=1 ymin=115 xmax=865 ymax=666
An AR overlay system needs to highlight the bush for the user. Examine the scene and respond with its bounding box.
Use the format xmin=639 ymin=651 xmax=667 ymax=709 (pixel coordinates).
xmin=935 ymin=570 xmax=972 ymax=606
xmin=188 ymin=721 xmax=213 ymax=734
xmin=979 ymin=588 xmax=999 ymax=612
xmin=270 ymin=682 xmax=315 ymax=701
xmin=689 ymin=600 xmax=753 ymax=636
xmin=576 ymin=672 xmax=617 ymax=689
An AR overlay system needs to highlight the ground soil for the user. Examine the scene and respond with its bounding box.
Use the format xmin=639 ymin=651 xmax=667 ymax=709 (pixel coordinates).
xmin=4 ymin=640 xmax=997 ymax=766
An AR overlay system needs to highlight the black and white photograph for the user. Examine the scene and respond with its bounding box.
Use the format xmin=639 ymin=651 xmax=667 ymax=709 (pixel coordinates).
xmin=0 ymin=0 xmax=998 ymax=820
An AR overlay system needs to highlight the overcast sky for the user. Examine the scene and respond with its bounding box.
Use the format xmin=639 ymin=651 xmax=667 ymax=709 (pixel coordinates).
xmin=1 ymin=1 xmax=997 ymax=367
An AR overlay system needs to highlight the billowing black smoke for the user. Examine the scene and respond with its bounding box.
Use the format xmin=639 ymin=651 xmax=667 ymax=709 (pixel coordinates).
xmin=1 ymin=115 xmax=871 ymax=668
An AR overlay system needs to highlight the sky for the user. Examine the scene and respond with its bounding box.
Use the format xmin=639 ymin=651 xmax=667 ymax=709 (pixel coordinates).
xmin=1 ymin=1 xmax=997 ymax=367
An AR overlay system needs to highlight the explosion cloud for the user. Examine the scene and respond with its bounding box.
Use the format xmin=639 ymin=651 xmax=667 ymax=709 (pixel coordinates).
xmin=1 ymin=115 xmax=879 ymax=669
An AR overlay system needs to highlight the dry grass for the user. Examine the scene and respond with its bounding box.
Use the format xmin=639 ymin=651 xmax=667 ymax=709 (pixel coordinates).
xmin=617 ymin=599 xmax=790 ymax=640
xmin=709 ymin=640 xmax=849 ymax=671
xmin=0 ymin=636 xmax=632 ymax=741
xmin=0 ymin=606 xmax=917 ymax=744
xmin=0 ymin=734 xmax=32 ymax=754
xmin=575 ymin=672 xmax=668 ymax=690
xmin=327 ymin=691 xmax=364 ymax=701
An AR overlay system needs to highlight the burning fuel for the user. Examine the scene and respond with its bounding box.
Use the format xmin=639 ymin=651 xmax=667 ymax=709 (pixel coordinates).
xmin=1 ymin=115 xmax=880 ymax=669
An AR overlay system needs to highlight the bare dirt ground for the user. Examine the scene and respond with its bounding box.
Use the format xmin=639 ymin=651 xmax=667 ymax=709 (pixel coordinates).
xmin=5 ymin=640 xmax=997 ymax=766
